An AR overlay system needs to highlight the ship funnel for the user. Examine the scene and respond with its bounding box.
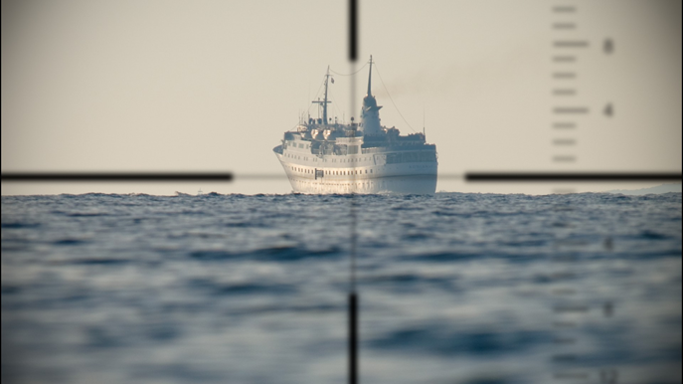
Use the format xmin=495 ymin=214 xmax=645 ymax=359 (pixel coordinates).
xmin=360 ymin=55 xmax=382 ymax=135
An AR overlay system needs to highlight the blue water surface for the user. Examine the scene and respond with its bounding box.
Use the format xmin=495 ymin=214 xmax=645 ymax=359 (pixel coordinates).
xmin=1 ymin=192 xmax=681 ymax=384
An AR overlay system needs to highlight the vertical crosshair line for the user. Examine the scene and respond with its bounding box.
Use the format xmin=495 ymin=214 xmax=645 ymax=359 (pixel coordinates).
xmin=349 ymin=60 xmax=358 ymax=295
xmin=349 ymin=0 xmax=358 ymax=61
xmin=348 ymin=68 xmax=359 ymax=384
xmin=348 ymin=1 xmax=359 ymax=382
xmin=350 ymin=198 xmax=358 ymax=294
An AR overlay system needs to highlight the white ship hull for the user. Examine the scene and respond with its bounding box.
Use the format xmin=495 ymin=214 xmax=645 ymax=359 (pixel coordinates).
xmin=275 ymin=58 xmax=438 ymax=195
xmin=276 ymin=153 xmax=437 ymax=194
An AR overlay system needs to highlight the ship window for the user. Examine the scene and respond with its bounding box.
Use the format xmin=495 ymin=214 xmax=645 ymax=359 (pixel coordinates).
xmin=370 ymin=169 xmax=373 ymax=173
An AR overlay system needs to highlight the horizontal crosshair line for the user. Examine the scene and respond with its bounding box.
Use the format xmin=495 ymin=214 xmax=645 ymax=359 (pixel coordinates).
xmin=465 ymin=173 xmax=682 ymax=181
xmin=1 ymin=172 xmax=234 ymax=181
xmin=4 ymin=172 xmax=681 ymax=183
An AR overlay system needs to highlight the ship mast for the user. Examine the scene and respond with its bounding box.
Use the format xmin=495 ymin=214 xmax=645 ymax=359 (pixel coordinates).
xmin=367 ymin=55 xmax=373 ymax=96
xmin=312 ymin=66 xmax=332 ymax=125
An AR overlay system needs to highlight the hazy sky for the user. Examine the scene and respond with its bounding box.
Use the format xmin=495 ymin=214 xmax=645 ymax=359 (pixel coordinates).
xmin=2 ymin=0 xmax=681 ymax=195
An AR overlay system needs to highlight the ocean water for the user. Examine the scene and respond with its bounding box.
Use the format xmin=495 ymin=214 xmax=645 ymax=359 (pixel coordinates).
xmin=1 ymin=192 xmax=681 ymax=384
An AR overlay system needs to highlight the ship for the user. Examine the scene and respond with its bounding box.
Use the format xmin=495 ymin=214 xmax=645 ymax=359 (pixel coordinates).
xmin=273 ymin=56 xmax=438 ymax=194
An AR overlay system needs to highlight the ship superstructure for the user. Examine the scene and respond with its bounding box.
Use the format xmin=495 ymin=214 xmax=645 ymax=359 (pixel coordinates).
xmin=273 ymin=57 xmax=438 ymax=194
